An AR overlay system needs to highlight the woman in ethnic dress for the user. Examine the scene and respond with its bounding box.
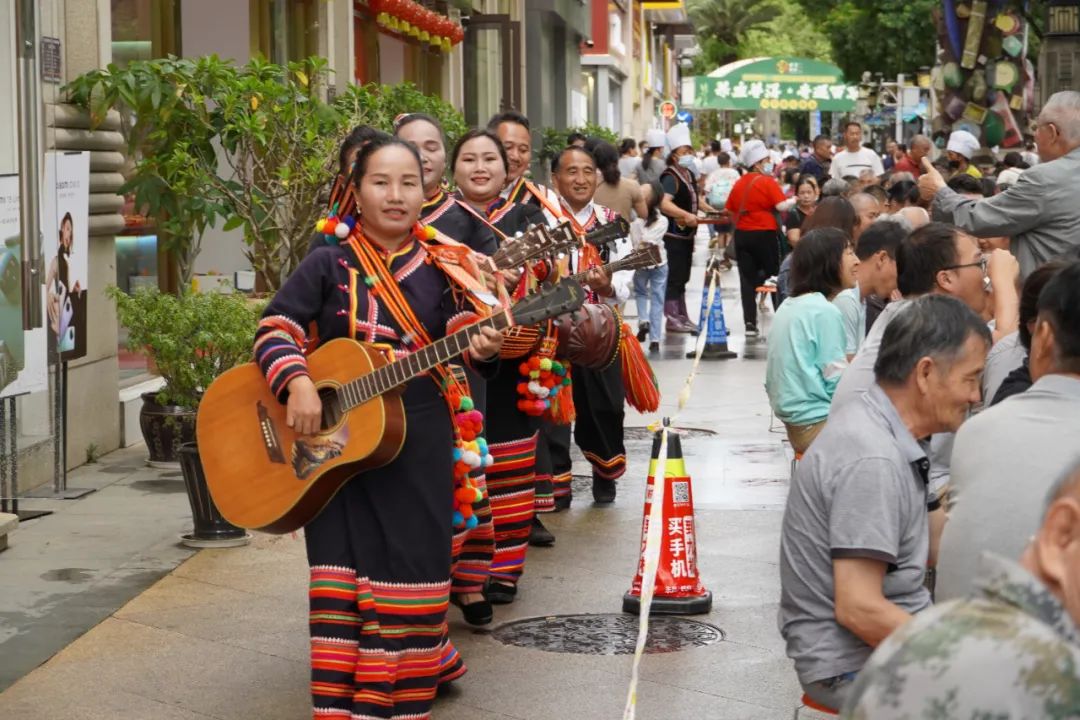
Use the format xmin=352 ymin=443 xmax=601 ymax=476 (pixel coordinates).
xmin=451 ymin=128 xmax=552 ymax=603
xmin=394 ymin=113 xmax=498 ymax=256
xmin=254 ymin=137 xmax=503 ymax=719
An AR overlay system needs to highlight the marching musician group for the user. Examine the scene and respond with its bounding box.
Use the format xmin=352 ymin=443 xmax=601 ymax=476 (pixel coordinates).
xmin=255 ymin=111 xmax=686 ymax=718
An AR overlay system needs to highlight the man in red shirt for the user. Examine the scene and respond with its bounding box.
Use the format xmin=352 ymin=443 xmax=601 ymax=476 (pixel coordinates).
xmin=891 ymin=135 xmax=932 ymax=178
xmin=725 ymin=139 xmax=795 ymax=336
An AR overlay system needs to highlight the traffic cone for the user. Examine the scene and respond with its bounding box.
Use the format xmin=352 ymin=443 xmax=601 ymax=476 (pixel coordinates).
xmin=686 ymin=267 xmax=737 ymax=360
xmin=623 ymin=426 xmax=712 ymax=615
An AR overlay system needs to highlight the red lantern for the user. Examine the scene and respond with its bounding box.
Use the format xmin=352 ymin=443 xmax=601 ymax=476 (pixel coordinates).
xmin=368 ymin=0 xmax=383 ymax=14
xmin=451 ymin=23 xmax=464 ymax=44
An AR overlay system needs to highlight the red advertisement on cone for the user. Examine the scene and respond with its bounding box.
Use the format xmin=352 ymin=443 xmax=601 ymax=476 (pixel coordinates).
xmin=628 ymin=473 xmax=707 ymax=599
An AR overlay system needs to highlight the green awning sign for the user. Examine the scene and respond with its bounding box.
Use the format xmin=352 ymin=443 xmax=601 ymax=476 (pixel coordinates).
xmin=685 ymin=57 xmax=858 ymax=112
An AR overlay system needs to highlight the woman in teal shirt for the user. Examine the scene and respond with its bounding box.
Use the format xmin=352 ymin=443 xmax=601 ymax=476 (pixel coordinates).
xmin=765 ymin=228 xmax=859 ymax=453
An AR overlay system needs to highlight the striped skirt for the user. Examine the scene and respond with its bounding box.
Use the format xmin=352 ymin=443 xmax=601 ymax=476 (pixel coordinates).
xmin=304 ymin=394 xmax=455 ymax=719
xmin=536 ymin=421 xmax=574 ymax=504
xmin=309 ymin=571 xmax=450 ymax=716
xmin=486 ymin=432 xmax=539 ymax=584
xmin=450 ymin=473 xmax=493 ymax=595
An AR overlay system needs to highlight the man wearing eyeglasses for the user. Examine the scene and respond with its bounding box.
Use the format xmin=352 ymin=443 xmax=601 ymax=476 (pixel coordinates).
xmin=918 ymin=91 xmax=1080 ymax=278
xmin=829 ymin=223 xmax=1019 ymax=587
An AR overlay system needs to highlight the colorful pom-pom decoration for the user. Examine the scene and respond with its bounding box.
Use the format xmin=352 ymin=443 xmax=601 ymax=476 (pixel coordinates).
xmin=449 ymin=386 xmax=491 ymax=529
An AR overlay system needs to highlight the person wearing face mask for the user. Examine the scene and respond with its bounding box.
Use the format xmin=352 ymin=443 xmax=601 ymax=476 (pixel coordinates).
xmin=725 ymin=139 xmax=795 ymax=337
xmin=943 ymin=129 xmax=982 ymax=180
xmin=394 ymin=113 xmax=498 ymax=255
xmin=659 ymin=123 xmax=710 ymax=334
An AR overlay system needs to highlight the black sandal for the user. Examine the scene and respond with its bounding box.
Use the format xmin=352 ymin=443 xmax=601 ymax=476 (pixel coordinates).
xmin=486 ymin=581 xmax=517 ymax=605
xmin=450 ymin=593 xmax=493 ymax=626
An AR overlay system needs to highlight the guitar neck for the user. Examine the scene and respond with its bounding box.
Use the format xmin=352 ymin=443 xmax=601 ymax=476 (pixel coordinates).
xmin=568 ymin=254 xmax=645 ymax=285
xmin=338 ymin=309 xmax=512 ymax=411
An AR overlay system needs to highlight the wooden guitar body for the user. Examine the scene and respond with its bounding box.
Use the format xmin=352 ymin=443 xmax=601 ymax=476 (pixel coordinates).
xmin=196 ymin=338 xmax=406 ymax=534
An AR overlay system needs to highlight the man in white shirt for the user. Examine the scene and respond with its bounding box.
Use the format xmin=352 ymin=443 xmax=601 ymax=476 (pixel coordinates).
xmin=831 ymin=122 xmax=885 ymax=182
xmin=549 ymin=146 xmax=632 ymax=507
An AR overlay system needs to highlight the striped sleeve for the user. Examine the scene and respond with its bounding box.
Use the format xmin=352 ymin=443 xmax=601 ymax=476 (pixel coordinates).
xmin=254 ymin=315 xmax=311 ymax=402
xmin=253 ymin=249 xmax=333 ymax=402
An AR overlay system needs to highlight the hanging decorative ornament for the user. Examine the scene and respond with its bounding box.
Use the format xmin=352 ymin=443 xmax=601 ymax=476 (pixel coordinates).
xmin=447 ymin=391 xmax=493 ymax=530
xmin=515 ymin=355 xmax=570 ymax=416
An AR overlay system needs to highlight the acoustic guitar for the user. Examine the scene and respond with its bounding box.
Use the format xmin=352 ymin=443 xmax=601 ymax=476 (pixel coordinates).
xmin=566 ymin=243 xmax=663 ymax=285
xmin=196 ymin=281 xmax=585 ymax=534
xmin=489 ymin=218 xmax=627 ymax=271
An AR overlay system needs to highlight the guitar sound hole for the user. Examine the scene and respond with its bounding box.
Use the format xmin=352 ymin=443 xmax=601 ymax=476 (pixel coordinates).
xmin=318 ymin=387 xmax=343 ymax=431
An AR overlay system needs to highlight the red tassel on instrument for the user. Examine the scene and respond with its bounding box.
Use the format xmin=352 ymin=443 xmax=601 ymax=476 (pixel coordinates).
xmin=545 ymin=363 xmax=576 ymax=424
xmin=619 ymin=324 xmax=660 ymax=413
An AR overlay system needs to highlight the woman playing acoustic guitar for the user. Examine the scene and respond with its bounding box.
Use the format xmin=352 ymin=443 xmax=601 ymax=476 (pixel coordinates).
xmin=254 ymin=136 xmax=503 ymax=719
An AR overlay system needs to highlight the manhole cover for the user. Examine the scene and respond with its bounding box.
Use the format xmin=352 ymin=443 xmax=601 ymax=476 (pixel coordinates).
xmin=491 ymin=613 xmax=724 ymax=655
xmin=624 ymin=426 xmax=717 ymax=440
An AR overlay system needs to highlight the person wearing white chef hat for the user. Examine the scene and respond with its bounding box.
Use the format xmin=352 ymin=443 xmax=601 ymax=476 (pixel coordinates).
xmin=659 ymin=122 xmax=717 ymax=333
xmin=636 ymin=127 xmax=669 ymax=187
xmin=946 ymin=130 xmax=983 ymax=180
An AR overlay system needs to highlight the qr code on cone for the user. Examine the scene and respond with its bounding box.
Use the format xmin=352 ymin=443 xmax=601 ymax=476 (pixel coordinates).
xmin=672 ymin=481 xmax=690 ymax=504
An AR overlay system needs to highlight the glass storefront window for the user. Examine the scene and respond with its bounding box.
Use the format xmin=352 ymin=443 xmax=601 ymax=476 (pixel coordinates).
xmin=251 ymin=0 xmax=319 ymax=64
xmin=110 ymin=0 xmax=180 ymax=382
xmin=111 ymin=0 xmax=180 ymax=68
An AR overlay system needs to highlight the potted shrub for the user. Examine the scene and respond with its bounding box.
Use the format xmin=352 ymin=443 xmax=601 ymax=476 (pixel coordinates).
xmin=109 ymin=286 xmax=263 ymax=545
xmin=109 ymin=286 xmax=258 ymax=462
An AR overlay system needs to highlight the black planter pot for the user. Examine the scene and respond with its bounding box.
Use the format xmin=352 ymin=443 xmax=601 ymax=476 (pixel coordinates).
xmin=139 ymin=392 xmax=196 ymax=466
xmin=177 ymin=441 xmax=250 ymax=548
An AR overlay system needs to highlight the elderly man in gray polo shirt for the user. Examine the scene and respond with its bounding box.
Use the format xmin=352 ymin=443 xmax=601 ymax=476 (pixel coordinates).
xmin=937 ymin=260 xmax=1080 ymax=601
xmin=918 ymin=91 xmax=1080 ymax=277
xmin=779 ymin=295 xmax=992 ymax=710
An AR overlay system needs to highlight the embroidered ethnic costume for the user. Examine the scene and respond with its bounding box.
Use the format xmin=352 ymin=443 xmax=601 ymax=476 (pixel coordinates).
xmin=255 ymin=227 xmax=497 ymax=719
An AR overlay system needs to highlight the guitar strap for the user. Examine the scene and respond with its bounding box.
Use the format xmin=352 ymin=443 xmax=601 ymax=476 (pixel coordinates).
xmin=346 ymin=227 xmax=494 ymax=531
xmin=453 ymin=196 xmax=511 ymax=242
xmin=524 ymin=180 xmax=564 ymax=221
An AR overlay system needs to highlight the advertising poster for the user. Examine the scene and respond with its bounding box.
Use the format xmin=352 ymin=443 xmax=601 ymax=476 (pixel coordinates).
xmin=0 ymin=174 xmax=23 ymax=393
xmin=43 ymin=151 xmax=90 ymax=362
xmin=0 ymin=173 xmax=50 ymax=400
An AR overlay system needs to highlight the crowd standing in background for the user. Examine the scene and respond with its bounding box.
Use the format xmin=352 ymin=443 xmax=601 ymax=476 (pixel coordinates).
xmin=275 ymin=90 xmax=1080 ymax=717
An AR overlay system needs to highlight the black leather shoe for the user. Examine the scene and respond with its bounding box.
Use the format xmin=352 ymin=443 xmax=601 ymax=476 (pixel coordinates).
xmin=528 ymin=516 xmax=555 ymax=547
xmin=554 ymin=494 xmax=572 ymax=511
xmin=592 ymin=478 xmax=617 ymax=504
xmin=649 ymin=341 xmax=660 ymax=354
xmin=636 ymin=321 xmax=649 ymax=342
xmin=450 ymin=593 xmax=493 ymax=626
xmin=486 ymin=581 xmax=517 ymax=605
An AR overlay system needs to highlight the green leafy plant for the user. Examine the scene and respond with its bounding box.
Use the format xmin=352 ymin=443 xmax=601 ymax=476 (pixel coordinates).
xmin=66 ymin=56 xmax=346 ymax=290
xmin=66 ymin=61 xmax=466 ymax=291
xmin=334 ymin=81 xmax=468 ymax=148
xmin=65 ymin=55 xmax=233 ymax=286
xmin=537 ymin=122 xmax=622 ymax=165
xmin=107 ymin=286 xmax=264 ymax=410
xmin=85 ymin=443 xmax=100 ymax=464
